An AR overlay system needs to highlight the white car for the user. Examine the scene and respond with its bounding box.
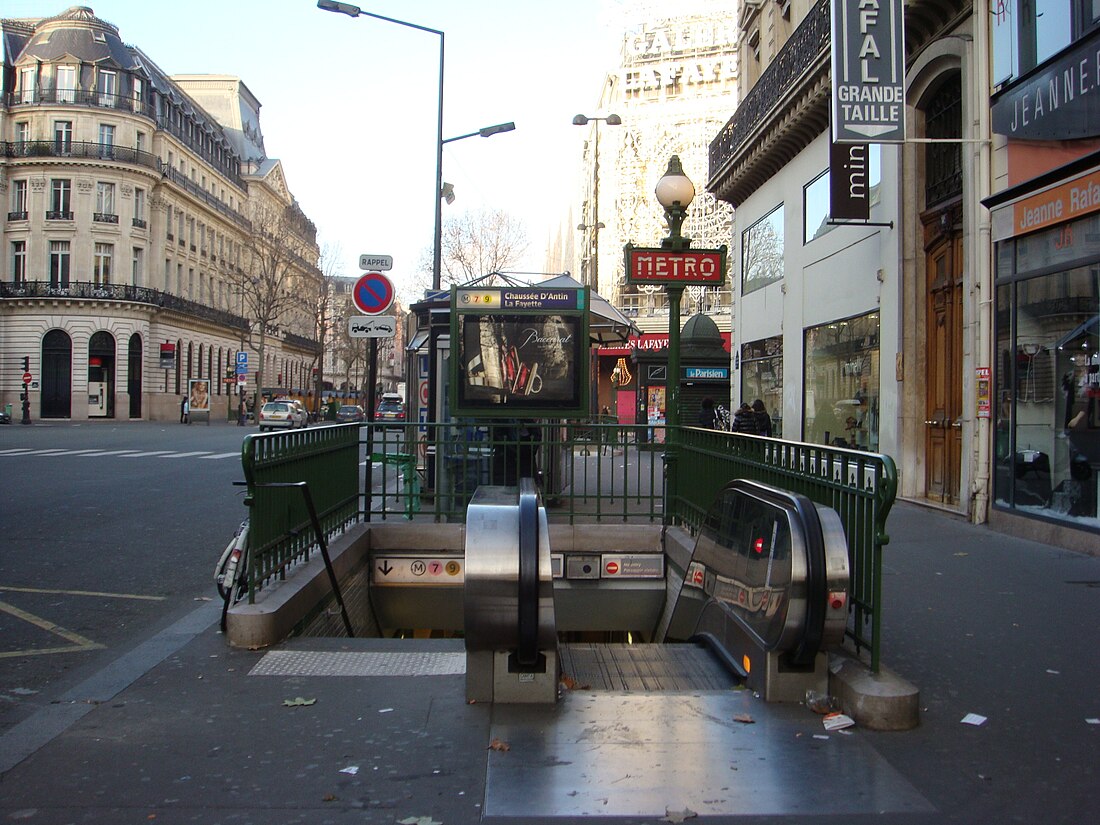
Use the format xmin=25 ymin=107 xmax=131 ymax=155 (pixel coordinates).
xmin=258 ymin=400 xmax=307 ymax=431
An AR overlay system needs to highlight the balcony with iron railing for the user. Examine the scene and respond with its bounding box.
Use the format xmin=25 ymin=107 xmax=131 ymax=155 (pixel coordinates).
xmin=2 ymin=139 xmax=160 ymax=172
xmin=0 ymin=279 xmax=248 ymax=333
xmin=707 ymin=0 xmax=831 ymax=205
xmin=7 ymin=86 xmax=157 ymax=120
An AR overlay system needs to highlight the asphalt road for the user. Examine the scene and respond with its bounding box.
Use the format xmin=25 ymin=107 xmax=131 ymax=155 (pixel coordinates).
xmin=0 ymin=419 xmax=319 ymax=732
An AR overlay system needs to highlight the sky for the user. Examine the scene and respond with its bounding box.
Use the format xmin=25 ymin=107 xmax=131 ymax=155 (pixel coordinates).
xmin=5 ymin=0 xmax=626 ymax=302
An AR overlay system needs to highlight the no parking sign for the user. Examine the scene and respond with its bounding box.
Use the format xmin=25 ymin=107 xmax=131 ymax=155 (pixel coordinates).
xmin=352 ymin=272 xmax=394 ymax=315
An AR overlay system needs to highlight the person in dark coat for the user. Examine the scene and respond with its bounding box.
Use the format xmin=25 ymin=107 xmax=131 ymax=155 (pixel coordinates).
xmin=732 ymin=402 xmax=756 ymax=433
xmin=696 ymin=397 xmax=718 ymax=429
xmin=751 ymin=399 xmax=772 ymax=437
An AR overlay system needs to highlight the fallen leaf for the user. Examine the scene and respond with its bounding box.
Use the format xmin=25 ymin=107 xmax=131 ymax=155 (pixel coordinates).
xmin=732 ymin=714 xmax=754 ymax=724
xmin=663 ymin=807 xmax=698 ymax=823
xmin=397 ymin=818 xmax=442 ymax=825
xmin=282 ymin=697 xmax=316 ymax=707
xmin=560 ymin=674 xmax=591 ymax=691
xmin=322 ymin=793 xmax=336 ymax=802
xmin=488 ymin=738 xmax=511 ymax=752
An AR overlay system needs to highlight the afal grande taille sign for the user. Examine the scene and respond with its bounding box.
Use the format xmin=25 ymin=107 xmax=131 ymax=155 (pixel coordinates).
xmin=831 ymin=0 xmax=906 ymax=143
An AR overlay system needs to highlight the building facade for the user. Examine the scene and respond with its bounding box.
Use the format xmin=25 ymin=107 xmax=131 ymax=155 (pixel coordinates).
xmin=1 ymin=7 xmax=322 ymax=423
xmin=572 ymin=0 xmax=740 ymax=423
xmin=708 ymin=0 xmax=1097 ymax=550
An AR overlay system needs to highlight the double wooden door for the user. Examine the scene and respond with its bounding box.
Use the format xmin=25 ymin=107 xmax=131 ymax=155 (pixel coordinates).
xmin=924 ymin=229 xmax=964 ymax=505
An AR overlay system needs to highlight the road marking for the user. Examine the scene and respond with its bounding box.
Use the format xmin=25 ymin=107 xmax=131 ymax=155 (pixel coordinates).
xmin=200 ymin=452 xmax=240 ymax=460
xmin=0 ymin=600 xmax=105 ymax=659
xmin=38 ymin=449 xmax=107 ymax=456
xmin=0 ymin=585 xmax=166 ymax=601
xmin=120 ymin=450 xmax=175 ymax=458
xmin=0 ymin=448 xmax=33 ymax=455
xmin=158 ymin=451 xmax=214 ymax=458
xmin=80 ymin=449 xmax=141 ymax=456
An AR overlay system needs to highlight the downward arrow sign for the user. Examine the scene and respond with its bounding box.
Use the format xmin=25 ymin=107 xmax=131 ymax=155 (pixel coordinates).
xmin=378 ymin=560 xmax=393 ymax=576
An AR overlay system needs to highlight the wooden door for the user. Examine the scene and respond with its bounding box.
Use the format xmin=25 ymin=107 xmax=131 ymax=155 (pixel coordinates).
xmin=925 ymin=232 xmax=964 ymax=504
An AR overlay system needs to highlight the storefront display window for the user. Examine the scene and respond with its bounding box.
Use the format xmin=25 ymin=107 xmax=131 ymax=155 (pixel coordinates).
xmin=803 ymin=312 xmax=880 ymax=450
xmin=994 ymin=221 xmax=1099 ymax=526
xmin=741 ymin=336 xmax=783 ymax=437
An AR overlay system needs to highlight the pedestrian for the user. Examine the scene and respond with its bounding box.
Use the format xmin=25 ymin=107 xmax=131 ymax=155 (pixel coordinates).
xmin=179 ymin=395 xmax=187 ymax=424
xmin=696 ymin=397 xmax=718 ymax=429
xmin=751 ymin=399 xmax=772 ymax=437
xmin=732 ymin=401 xmax=756 ymax=433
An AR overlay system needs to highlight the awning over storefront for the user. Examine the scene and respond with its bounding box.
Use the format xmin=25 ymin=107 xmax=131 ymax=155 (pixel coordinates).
xmin=538 ymin=274 xmax=641 ymax=345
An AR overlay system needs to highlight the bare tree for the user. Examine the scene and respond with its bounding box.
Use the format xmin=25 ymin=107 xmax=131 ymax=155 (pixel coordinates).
xmin=301 ymin=244 xmax=344 ymax=418
xmin=411 ymin=207 xmax=529 ymax=293
xmin=229 ymin=199 xmax=320 ymax=412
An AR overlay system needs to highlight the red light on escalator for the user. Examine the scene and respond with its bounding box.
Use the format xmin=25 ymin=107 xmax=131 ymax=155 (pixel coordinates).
xmin=753 ymin=537 xmax=765 ymax=554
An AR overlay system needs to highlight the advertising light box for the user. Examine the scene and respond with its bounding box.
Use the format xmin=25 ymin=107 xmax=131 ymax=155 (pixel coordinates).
xmin=451 ymin=287 xmax=590 ymax=417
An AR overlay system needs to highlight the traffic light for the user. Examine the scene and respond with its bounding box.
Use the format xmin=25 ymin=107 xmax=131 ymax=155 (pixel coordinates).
xmin=22 ymin=356 xmax=29 ymax=371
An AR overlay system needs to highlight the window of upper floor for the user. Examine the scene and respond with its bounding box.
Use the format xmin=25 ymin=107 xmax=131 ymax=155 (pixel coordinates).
xmin=742 ymin=204 xmax=784 ymax=295
xmin=56 ymin=65 xmax=77 ymax=103
xmin=993 ymin=0 xmax=1100 ymax=87
xmin=804 ymin=144 xmax=882 ymax=244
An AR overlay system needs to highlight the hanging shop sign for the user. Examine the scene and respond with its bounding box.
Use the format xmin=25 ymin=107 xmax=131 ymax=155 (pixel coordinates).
xmin=830 ymin=141 xmax=871 ymax=220
xmin=831 ymin=0 xmax=906 ymax=143
xmin=159 ymin=342 xmax=176 ymax=370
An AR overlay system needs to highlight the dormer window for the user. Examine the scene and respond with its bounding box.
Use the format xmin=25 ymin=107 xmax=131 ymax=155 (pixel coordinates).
xmin=92 ymin=31 xmax=106 ymax=43
xmin=57 ymin=65 xmax=76 ymax=103
xmin=98 ymin=69 xmax=117 ymax=107
xmin=748 ymin=28 xmax=761 ymax=61
xmin=778 ymin=0 xmax=791 ymax=21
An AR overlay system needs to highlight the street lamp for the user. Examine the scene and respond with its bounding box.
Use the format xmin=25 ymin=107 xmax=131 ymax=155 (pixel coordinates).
xmin=654 ymin=155 xmax=695 ymax=431
xmin=572 ymin=113 xmax=621 ymax=290
xmin=317 ymin=1 xmax=446 ymax=290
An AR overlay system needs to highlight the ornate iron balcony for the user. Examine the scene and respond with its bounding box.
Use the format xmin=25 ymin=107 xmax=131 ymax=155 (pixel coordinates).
xmin=132 ymin=218 xmax=147 ymax=229
xmin=7 ymin=211 xmax=28 ymax=221
xmin=708 ymin=0 xmax=831 ymax=203
xmin=46 ymin=210 xmax=73 ymax=221
xmin=3 ymin=140 xmax=159 ymax=172
xmin=93 ymin=212 xmax=119 ymax=224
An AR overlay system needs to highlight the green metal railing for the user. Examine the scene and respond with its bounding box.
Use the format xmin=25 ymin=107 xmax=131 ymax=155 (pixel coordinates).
xmin=672 ymin=426 xmax=898 ymax=668
xmin=238 ymin=419 xmax=896 ymax=669
xmin=238 ymin=424 xmax=360 ymax=603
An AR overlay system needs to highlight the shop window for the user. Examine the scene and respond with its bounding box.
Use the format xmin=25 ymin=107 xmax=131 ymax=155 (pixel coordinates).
xmin=741 ymin=336 xmax=783 ymax=437
xmin=803 ymin=312 xmax=880 ymax=450
xmin=994 ymin=237 xmax=1099 ymax=524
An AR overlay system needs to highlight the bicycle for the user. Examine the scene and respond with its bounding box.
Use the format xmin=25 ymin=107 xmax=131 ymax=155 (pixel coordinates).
xmin=214 ymin=519 xmax=250 ymax=632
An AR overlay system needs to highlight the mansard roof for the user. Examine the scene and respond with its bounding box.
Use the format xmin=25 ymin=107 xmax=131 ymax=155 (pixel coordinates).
xmin=16 ymin=6 xmax=137 ymax=69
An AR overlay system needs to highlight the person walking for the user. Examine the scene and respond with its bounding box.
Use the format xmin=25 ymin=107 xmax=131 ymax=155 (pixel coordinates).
xmin=179 ymin=395 xmax=188 ymax=424
xmin=696 ymin=397 xmax=719 ymax=429
xmin=732 ymin=401 xmax=756 ymax=433
xmin=751 ymin=399 xmax=773 ymax=437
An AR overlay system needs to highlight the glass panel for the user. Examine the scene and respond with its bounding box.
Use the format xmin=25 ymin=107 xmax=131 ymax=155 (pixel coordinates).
xmin=803 ymin=312 xmax=880 ymax=450
xmin=1010 ymin=263 xmax=1099 ymax=521
xmin=742 ymin=205 xmax=784 ymax=295
xmin=995 ymin=282 xmax=1015 ymax=505
xmin=740 ymin=336 xmax=783 ymax=437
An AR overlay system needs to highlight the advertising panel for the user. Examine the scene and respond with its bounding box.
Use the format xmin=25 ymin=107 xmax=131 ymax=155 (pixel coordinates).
xmin=451 ymin=287 xmax=590 ymax=417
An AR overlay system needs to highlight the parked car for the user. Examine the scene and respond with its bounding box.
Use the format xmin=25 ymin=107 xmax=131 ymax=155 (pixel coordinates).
xmin=376 ymin=396 xmax=406 ymax=427
xmin=258 ymin=400 xmax=307 ymax=431
xmin=336 ymin=404 xmax=366 ymax=423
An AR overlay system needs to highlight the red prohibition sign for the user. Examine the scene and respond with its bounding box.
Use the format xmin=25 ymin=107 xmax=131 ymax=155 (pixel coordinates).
xmin=352 ymin=272 xmax=395 ymax=315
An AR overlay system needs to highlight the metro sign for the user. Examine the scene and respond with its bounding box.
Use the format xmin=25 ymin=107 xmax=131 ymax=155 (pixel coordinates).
xmin=624 ymin=244 xmax=727 ymax=286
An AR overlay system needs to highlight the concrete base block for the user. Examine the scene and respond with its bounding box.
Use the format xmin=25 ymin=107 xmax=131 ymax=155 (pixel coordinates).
xmin=828 ymin=651 xmax=920 ymax=731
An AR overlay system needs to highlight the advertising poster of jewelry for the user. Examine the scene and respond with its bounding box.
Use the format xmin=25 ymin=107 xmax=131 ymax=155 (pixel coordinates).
xmin=451 ymin=287 xmax=590 ymax=417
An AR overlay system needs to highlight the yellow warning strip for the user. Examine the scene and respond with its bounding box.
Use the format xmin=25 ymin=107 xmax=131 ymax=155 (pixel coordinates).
xmin=0 ymin=585 xmax=165 ymax=601
xmin=0 ymin=600 xmax=106 ymax=658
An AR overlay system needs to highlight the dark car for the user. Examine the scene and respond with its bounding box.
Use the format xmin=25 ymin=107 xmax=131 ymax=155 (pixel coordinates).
xmin=376 ymin=396 xmax=406 ymax=427
xmin=336 ymin=404 xmax=366 ymax=423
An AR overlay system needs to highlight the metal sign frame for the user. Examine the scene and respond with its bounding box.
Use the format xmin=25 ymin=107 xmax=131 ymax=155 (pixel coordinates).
xmin=830 ymin=0 xmax=906 ymax=143
xmin=450 ymin=286 xmax=591 ymax=418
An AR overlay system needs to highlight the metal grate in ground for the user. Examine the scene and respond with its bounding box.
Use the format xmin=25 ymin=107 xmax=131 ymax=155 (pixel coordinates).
xmin=248 ymin=649 xmax=466 ymax=677
xmin=559 ymin=642 xmax=738 ymax=691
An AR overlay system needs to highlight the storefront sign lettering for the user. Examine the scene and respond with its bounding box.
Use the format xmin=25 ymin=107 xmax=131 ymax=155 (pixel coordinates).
xmin=831 ymin=0 xmax=906 ymax=143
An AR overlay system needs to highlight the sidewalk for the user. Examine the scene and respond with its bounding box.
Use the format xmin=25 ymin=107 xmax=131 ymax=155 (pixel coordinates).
xmin=0 ymin=503 xmax=1096 ymax=824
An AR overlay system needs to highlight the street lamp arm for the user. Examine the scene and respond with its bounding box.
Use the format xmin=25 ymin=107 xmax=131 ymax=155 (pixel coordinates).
xmin=317 ymin=1 xmax=442 ymax=36
xmin=442 ymin=121 xmax=516 ymax=144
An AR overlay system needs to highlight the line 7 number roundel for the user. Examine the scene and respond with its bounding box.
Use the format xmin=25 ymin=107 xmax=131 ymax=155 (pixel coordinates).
xmin=353 ymin=272 xmax=395 ymax=315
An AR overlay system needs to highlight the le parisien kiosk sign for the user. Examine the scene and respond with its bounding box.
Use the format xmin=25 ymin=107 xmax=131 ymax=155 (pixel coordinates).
xmin=623 ymin=245 xmax=727 ymax=286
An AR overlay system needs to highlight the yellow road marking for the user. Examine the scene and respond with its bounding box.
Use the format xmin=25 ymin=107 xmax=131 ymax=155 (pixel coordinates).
xmin=0 ymin=585 xmax=165 ymax=601
xmin=0 ymin=600 xmax=105 ymax=657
